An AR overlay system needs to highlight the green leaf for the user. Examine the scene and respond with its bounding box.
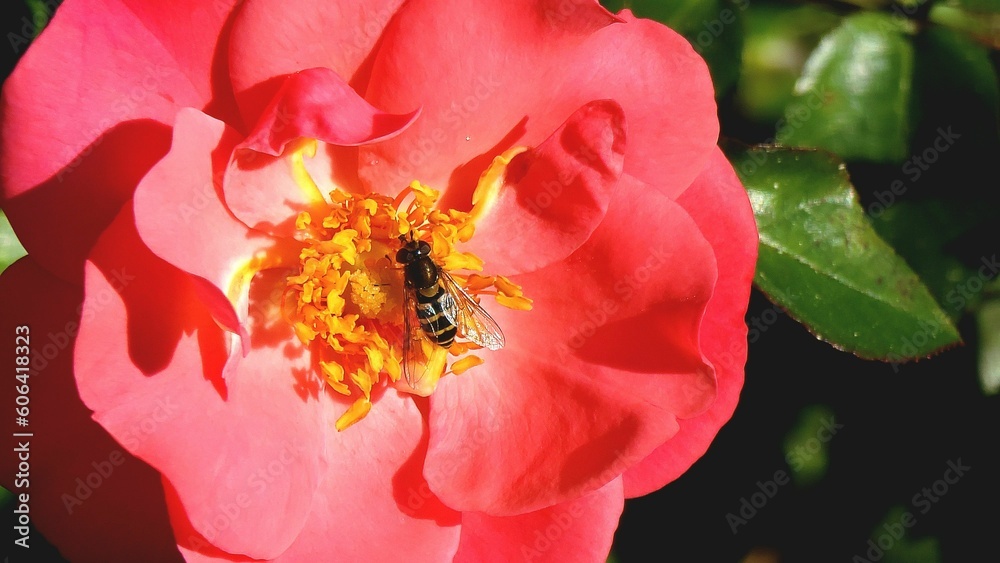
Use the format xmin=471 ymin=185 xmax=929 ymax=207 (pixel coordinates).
xmin=602 ymin=0 xmax=746 ymax=96
xmin=0 ymin=210 xmax=27 ymax=275
xmin=778 ymin=12 xmax=916 ymax=163
xmin=730 ymin=146 xmax=961 ymax=361
xmin=736 ymin=2 xmax=841 ymax=125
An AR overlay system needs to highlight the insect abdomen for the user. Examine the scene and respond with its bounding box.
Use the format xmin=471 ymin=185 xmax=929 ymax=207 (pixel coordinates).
xmin=416 ymin=286 xmax=457 ymax=348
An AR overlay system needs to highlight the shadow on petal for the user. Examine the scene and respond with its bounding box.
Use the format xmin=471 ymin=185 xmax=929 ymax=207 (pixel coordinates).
xmin=4 ymin=119 xmax=171 ymax=284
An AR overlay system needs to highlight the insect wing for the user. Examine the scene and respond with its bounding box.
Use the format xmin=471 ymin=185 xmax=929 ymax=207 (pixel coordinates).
xmin=438 ymin=270 xmax=505 ymax=350
xmin=400 ymin=286 xmax=430 ymax=387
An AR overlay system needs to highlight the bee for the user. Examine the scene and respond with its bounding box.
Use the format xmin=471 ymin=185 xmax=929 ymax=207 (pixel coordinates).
xmin=395 ymin=235 xmax=504 ymax=386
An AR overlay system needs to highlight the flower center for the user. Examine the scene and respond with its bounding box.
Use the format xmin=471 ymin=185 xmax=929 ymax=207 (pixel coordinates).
xmin=283 ymin=179 xmax=531 ymax=431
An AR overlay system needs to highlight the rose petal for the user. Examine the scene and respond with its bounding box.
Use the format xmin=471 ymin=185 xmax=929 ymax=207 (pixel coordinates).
xmin=426 ymin=176 xmax=719 ymax=515
xmin=224 ymin=68 xmax=418 ymax=237
xmin=167 ymin=481 xmax=257 ymax=563
xmin=0 ymin=0 xmax=241 ymax=282
xmin=463 ymin=100 xmax=625 ymax=276
xmin=271 ymin=392 xmax=461 ymax=562
xmin=134 ymin=107 xmax=279 ymax=339
xmin=239 ymin=68 xmax=419 ymax=156
xmin=623 ymin=149 xmax=758 ymax=497
xmin=1 ymin=258 xmax=181 ymax=562
xmin=75 ymin=209 xmax=326 ymax=559
xmin=454 ymin=478 xmax=624 ymax=563
xmin=360 ymin=1 xmax=715 ymax=204
xmin=228 ymin=0 xmax=407 ymax=124
xmin=170 ymin=392 xmax=461 ymax=562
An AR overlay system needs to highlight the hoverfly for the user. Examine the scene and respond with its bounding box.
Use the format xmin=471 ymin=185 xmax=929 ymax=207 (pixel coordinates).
xmin=395 ymin=235 xmax=504 ymax=386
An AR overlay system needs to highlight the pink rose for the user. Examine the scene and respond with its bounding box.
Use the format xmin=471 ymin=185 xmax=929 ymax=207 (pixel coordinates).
xmin=1 ymin=0 xmax=757 ymax=561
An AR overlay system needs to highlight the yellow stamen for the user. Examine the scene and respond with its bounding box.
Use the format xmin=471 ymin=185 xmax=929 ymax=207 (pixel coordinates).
xmin=469 ymin=146 xmax=529 ymax=224
xmin=451 ymin=355 xmax=484 ymax=375
xmin=283 ymin=168 xmax=530 ymax=429
xmin=335 ymin=398 xmax=372 ymax=431
xmin=287 ymin=138 xmax=325 ymax=203
xmin=496 ymin=294 xmax=534 ymax=311
xmin=442 ymin=252 xmax=484 ymax=272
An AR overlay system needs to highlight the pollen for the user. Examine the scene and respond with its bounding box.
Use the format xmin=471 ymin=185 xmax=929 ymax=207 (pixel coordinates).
xmin=348 ymin=270 xmax=388 ymax=317
xmin=283 ymin=179 xmax=530 ymax=430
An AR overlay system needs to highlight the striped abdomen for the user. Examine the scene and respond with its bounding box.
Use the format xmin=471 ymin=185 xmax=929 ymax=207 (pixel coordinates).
xmin=415 ymin=285 xmax=458 ymax=348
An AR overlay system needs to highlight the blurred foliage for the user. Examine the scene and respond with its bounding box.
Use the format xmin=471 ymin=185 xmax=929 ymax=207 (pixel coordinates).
xmin=738 ymin=2 xmax=841 ymax=122
xmin=783 ymin=404 xmax=836 ymax=486
xmin=0 ymin=211 xmax=27 ymax=274
xmin=866 ymin=506 xmax=943 ymax=563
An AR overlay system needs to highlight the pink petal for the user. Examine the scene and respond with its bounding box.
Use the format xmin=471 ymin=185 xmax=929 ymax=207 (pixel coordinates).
xmin=1 ymin=258 xmax=180 ymax=562
xmin=170 ymin=393 xmax=461 ymax=563
xmin=228 ymin=0 xmax=407 ymax=125
xmin=133 ymin=108 xmax=275 ymax=337
xmin=463 ymin=100 xmax=625 ymax=276
xmin=239 ymin=68 xmax=419 ymax=156
xmin=268 ymin=392 xmax=461 ymax=562
xmin=623 ymin=148 xmax=758 ymax=497
xmin=454 ymin=478 xmax=624 ymax=563
xmin=426 ymin=176 xmax=719 ymax=515
xmin=75 ymin=210 xmax=326 ymax=559
xmin=167 ymin=481 xmax=257 ymax=563
xmin=225 ymin=68 xmax=418 ymax=236
xmin=360 ymin=1 xmax=716 ymax=204
xmin=0 ymin=0 xmax=241 ymax=282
